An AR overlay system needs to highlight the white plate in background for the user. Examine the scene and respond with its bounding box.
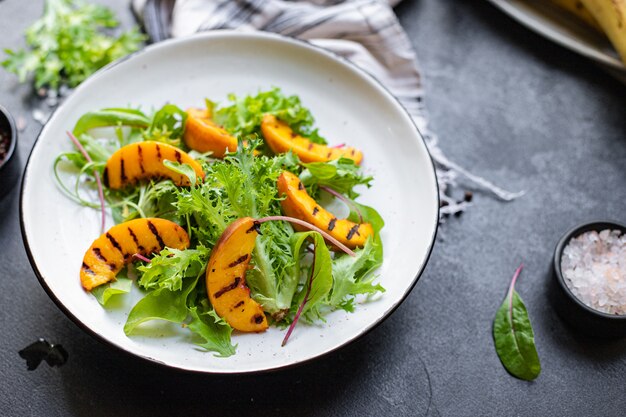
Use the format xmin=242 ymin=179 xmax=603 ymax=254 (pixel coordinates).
xmin=486 ymin=0 xmax=625 ymax=71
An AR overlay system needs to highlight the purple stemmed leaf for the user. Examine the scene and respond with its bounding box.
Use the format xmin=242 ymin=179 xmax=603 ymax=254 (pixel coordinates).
xmin=493 ymin=264 xmax=541 ymax=381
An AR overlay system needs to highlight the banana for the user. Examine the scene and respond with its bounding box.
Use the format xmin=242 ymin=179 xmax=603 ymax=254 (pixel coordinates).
xmin=579 ymin=0 xmax=626 ymax=64
xmin=548 ymin=0 xmax=603 ymax=31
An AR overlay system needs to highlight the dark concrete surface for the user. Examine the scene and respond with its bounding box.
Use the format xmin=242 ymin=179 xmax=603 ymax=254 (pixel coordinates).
xmin=1 ymin=0 xmax=625 ymax=416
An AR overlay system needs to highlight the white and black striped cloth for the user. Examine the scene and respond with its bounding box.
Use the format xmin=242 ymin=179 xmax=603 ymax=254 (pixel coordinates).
xmin=132 ymin=0 xmax=522 ymax=213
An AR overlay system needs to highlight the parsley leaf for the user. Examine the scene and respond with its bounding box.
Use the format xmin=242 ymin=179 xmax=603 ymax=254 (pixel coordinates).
xmin=2 ymin=0 xmax=144 ymax=90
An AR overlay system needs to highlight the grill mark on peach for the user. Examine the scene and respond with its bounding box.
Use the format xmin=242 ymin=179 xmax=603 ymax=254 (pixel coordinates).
xmin=108 ymin=263 xmax=117 ymax=271
xmin=326 ymin=151 xmax=332 ymax=158
xmin=308 ymin=143 xmax=314 ymax=150
xmin=347 ymin=225 xmax=360 ymax=240
xmin=156 ymin=144 xmax=162 ymax=160
xmin=252 ymin=314 xmax=264 ymax=324
xmin=233 ymin=300 xmax=244 ymax=309
xmin=214 ymin=277 xmax=241 ymax=298
xmin=147 ymin=220 xmax=166 ymax=248
xmin=137 ymin=144 xmax=145 ymax=174
xmin=120 ymin=158 xmax=127 ymax=183
xmin=228 ymin=254 xmax=249 ymax=268
xmin=92 ymin=247 xmax=108 ymax=263
xmin=328 ymin=218 xmax=337 ymax=231
xmin=81 ymin=262 xmax=95 ymax=275
xmin=106 ymin=233 xmax=123 ymax=255
xmin=312 ymin=207 xmax=319 ymax=216
xmin=298 ymin=181 xmax=304 ymax=190
xmin=351 ymin=149 xmax=355 ymax=156
xmin=174 ymin=150 xmax=182 ymax=164
xmin=127 ymin=227 xmax=144 ymax=251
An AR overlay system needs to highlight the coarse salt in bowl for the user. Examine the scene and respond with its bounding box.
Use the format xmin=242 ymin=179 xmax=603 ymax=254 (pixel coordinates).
xmin=561 ymin=229 xmax=626 ymax=315
xmin=553 ymin=221 xmax=626 ymax=338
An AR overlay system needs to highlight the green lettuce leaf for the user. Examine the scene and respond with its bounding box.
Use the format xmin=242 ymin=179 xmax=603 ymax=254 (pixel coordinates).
xmin=91 ymin=277 xmax=132 ymax=306
xmin=124 ymin=275 xmax=197 ymax=335
xmin=143 ymin=104 xmax=188 ymax=146
xmin=187 ymin=305 xmax=236 ymax=357
xmin=300 ymin=158 xmax=372 ymax=199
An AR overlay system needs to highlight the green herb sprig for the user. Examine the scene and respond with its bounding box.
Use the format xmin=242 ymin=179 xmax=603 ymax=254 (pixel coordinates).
xmin=2 ymin=0 xmax=144 ymax=90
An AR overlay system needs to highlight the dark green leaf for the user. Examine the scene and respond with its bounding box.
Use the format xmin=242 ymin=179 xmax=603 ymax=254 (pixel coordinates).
xmin=291 ymin=231 xmax=333 ymax=316
xmin=493 ymin=268 xmax=541 ymax=381
xmin=73 ymin=108 xmax=150 ymax=137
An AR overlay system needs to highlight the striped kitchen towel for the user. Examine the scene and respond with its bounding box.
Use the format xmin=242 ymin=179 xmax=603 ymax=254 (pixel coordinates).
xmin=132 ymin=0 xmax=523 ymax=215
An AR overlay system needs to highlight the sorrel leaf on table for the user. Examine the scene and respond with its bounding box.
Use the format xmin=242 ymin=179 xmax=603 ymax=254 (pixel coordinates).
xmin=493 ymin=265 xmax=541 ymax=381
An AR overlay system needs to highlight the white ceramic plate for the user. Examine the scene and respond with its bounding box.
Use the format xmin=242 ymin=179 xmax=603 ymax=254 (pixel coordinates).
xmin=486 ymin=0 xmax=625 ymax=71
xmin=21 ymin=31 xmax=439 ymax=373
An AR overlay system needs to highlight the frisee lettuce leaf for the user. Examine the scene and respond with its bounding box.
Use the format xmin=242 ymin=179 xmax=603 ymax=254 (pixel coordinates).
xmin=2 ymin=0 xmax=144 ymax=89
xmin=137 ymin=246 xmax=209 ymax=291
xmin=212 ymin=87 xmax=327 ymax=144
xmin=188 ymin=304 xmax=236 ymax=357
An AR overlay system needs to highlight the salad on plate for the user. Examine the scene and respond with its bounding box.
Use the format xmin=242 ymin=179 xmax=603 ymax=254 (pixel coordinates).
xmin=55 ymin=88 xmax=385 ymax=357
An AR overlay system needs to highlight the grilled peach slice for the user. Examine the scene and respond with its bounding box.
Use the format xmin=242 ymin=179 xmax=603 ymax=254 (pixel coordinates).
xmin=183 ymin=108 xmax=238 ymax=158
xmin=261 ymin=114 xmax=363 ymax=165
xmin=80 ymin=218 xmax=190 ymax=291
xmin=104 ymin=142 xmax=204 ymax=189
xmin=206 ymin=217 xmax=268 ymax=332
xmin=278 ymin=171 xmax=373 ymax=249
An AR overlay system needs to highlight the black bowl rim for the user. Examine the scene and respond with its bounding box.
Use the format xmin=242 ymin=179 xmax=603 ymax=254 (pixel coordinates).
xmin=0 ymin=104 xmax=17 ymax=171
xmin=553 ymin=220 xmax=626 ymax=321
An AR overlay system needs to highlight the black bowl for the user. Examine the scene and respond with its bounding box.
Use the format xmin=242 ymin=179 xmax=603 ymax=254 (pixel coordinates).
xmin=0 ymin=105 xmax=20 ymax=198
xmin=553 ymin=221 xmax=626 ymax=338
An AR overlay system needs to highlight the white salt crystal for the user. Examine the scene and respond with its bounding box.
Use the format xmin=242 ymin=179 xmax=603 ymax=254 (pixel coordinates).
xmin=561 ymin=229 xmax=626 ymax=315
